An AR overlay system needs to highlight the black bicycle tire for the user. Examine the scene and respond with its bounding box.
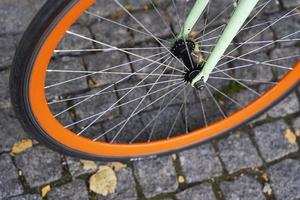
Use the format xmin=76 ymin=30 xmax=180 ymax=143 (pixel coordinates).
xmin=9 ymin=0 xmax=300 ymax=161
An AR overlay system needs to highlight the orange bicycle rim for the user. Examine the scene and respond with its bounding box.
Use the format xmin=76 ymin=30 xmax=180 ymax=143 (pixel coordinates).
xmin=29 ymin=0 xmax=300 ymax=158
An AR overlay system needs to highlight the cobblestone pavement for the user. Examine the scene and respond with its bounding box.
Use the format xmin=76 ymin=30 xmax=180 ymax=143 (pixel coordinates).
xmin=1 ymin=0 xmax=300 ymax=200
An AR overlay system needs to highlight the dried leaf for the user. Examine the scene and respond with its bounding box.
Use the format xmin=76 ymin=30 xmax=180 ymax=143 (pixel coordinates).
xmin=109 ymin=162 xmax=126 ymax=171
xmin=171 ymin=154 xmax=177 ymax=160
xmin=178 ymin=176 xmax=185 ymax=183
xmin=284 ymin=129 xmax=297 ymax=144
xmin=80 ymin=160 xmax=97 ymax=171
xmin=89 ymin=166 xmax=117 ymax=196
xmin=41 ymin=185 xmax=51 ymax=197
xmin=10 ymin=139 xmax=33 ymax=155
xmin=295 ymin=129 xmax=300 ymax=137
xmin=262 ymin=173 xmax=269 ymax=181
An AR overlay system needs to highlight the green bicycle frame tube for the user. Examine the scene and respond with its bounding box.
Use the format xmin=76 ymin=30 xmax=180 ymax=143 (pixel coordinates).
xmin=190 ymin=0 xmax=260 ymax=86
xmin=178 ymin=0 xmax=209 ymax=39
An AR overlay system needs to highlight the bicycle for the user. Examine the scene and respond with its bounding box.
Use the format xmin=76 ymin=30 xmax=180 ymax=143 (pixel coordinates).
xmin=10 ymin=0 xmax=300 ymax=160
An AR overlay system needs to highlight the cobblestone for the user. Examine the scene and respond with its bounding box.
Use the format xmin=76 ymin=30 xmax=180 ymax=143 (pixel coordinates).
xmin=128 ymin=10 xmax=170 ymax=42
xmin=179 ymin=144 xmax=223 ymax=183
xmin=281 ymin=0 xmax=300 ymax=9
xmin=0 ymin=108 xmax=28 ymax=152
xmin=0 ymin=154 xmax=23 ymax=199
xmin=46 ymin=57 xmax=88 ymax=98
xmin=8 ymin=194 xmax=42 ymax=200
xmin=175 ymin=183 xmax=217 ymax=200
xmin=233 ymin=53 xmax=273 ymax=85
xmin=133 ymin=156 xmax=178 ymax=198
xmin=47 ymin=179 xmax=89 ymax=200
xmin=0 ymin=70 xmax=11 ymax=109
xmin=220 ymin=175 xmax=266 ymax=200
xmin=0 ymin=35 xmax=19 ymax=69
xmin=270 ymin=46 xmax=300 ymax=79
xmin=74 ymin=86 xmax=120 ymax=126
xmin=0 ymin=0 xmax=46 ymax=35
xmin=58 ymin=24 xmax=93 ymax=50
xmin=270 ymin=12 xmax=300 ymax=47
xmin=102 ymin=115 xmax=147 ymax=143
xmin=218 ymin=133 xmax=263 ymax=174
xmin=253 ymin=120 xmax=298 ymax=162
xmin=267 ymin=92 xmax=299 ymax=118
xmin=83 ymin=51 xmax=132 ymax=86
xmin=98 ymin=167 xmax=137 ymax=200
xmin=65 ymin=156 xmax=99 ymax=178
xmin=268 ymin=159 xmax=300 ymax=200
xmin=15 ymin=145 xmax=63 ymax=188
xmin=141 ymin=105 xmax=185 ymax=141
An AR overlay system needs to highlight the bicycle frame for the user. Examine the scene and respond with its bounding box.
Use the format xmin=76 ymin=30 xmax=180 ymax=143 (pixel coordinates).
xmin=179 ymin=0 xmax=260 ymax=86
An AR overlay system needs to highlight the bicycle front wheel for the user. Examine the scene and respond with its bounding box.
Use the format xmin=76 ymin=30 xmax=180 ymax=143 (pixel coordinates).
xmin=11 ymin=0 xmax=300 ymax=160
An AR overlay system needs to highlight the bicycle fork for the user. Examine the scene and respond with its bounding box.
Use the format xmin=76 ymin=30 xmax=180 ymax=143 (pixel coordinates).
xmin=177 ymin=0 xmax=260 ymax=88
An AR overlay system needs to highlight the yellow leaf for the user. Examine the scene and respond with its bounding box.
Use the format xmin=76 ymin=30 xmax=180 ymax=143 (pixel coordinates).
xmin=80 ymin=160 xmax=97 ymax=171
xmin=178 ymin=176 xmax=185 ymax=183
xmin=41 ymin=185 xmax=51 ymax=197
xmin=284 ymin=129 xmax=297 ymax=144
xmin=262 ymin=173 xmax=269 ymax=182
xmin=109 ymin=162 xmax=126 ymax=171
xmin=171 ymin=154 xmax=177 ymax=160
xmin=295 ymin=129 xmax=300 ymax=137
xmin=89 ymin=166 xmax=117 ymax=196
xmin=10 ymin=139 xmax=33 ymax=156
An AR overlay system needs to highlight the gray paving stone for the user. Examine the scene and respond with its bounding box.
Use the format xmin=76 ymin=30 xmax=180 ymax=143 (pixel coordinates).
xmin=133 ymin=156 xmax=178 ymax=198
xmin=140 ymin=105 xmax=186 ymax=141
xmin=0 ymin=70 xmax=11 ymax=109
xmin=48 ymin=102 xmax=73 ymax=127
xmin=57 ymin=24 xmax=93 ymax=51
xmin=149 ymin=81 xmax=198 ymax=108
xmin=0 ymin=154 xmax=23 ymax=199
xmin=0 ymin=0 xmax=46 ymax=35
xmin=0 ymin=35 xmax=19 ymax=69
xmin=98 ymin=168 xmax=137 ymax=200
xmin=83 ymin=51 xmax=132 ymax=86
xmin=8 ymin=194 xmax=42 ymax=200
xmin=253 ymin=120 xmax=299 ymax=162
xmin=185 ymin=103 xmax=206 ymax=132
xmin=65 ymin=156 xmax=99 ymax=178
xmin=179 ymin=144 xmax=223 ymax=183
xmin=128 ymin=10 xmax=170 ymax=42
xmin=128 ymin=43 xmax=164 ymax=83
xmin=0 ymin=108 xmax=28 ymax=152
xmin=15 ymin=145 xmax=63 ymax=188
xmin=233 ymin=52 xmax=273 ymax=85
xmin=267 ymin=92 xmax=299 ymax=118
xmin=281 ymin=0 xmax=300 ymax=9
xmin=270 ymin=12 xmax=300 ymax=47
xmin=102 ymin=115 xmax=146 ymax=143
xmin=270 ymin=46 xmax=300 ymax=79
xmin=74 ymin=86 xmax=120 ymax=126
xmin=236 ymin=18 xmax=275 ymax=54
xmin=292 ymin=116 xmax=300 ymax=134
xmin=90 ymin=16 xmax=131 ymax=47
xmin=218 ymin=133 xmax=263 ymax=174
xmin=46 ymin=57 xmax=88 ymax=98
xmin=225 ymin=89 xmax=258 ymax=116
xmin=116 ymin=81 xmax=153 ymax=116
xmin=87 ymin=0 xmax=126 ymax=18
xmin=263 ymin=0 xmax=280 ymax=14
xmin=175 ymin=183 xmax=217 ymax=200
xmin=268 ymin=159 xmax=300 ymax=200
xmin=47 ymin=179 xmax=88 ymax=200
xmin=220 ymin=175 xmax=266 ymax=200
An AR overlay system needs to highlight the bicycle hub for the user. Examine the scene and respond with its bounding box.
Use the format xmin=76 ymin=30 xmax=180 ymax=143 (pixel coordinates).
xmin=171 ymin=39 xmax=204 ymax=86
